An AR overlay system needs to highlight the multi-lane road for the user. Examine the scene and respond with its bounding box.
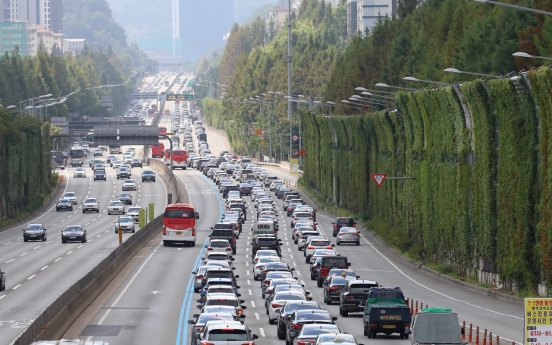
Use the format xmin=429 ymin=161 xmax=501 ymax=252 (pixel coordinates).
xmin=61 ymin=102 xmax=525 ymax=345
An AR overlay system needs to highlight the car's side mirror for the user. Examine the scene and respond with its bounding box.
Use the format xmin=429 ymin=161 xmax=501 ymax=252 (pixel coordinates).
xmin=252 ymin=334 xmax=259 ymax=340
xmin=331 ymin=222 xmax=335 ymax=224
xmin=194 ymin=333 xmax=201 ymax=339
xmin=236 ymin=285 xmax=241 ymax=289
xmin=196 ymin=304 xmax=202 ymax=309
xmin=241 ymin=305 xmax=247 ymax=309
xmin=356 ymin=276 xmax=361 ymax=279
xmin=195 ymin=212 xmax=200 ymax=219
xmin=187 ymin=319 xmax=195 ymax=324
xmin=235 ymin=275 xmax=240 ymax=278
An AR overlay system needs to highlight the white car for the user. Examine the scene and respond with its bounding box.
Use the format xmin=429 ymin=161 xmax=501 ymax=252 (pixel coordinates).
xmin=304 ymin=237 xmax=332 ymax=262
xmin=112 ymin=160 xmax=122 ymax=169
xmin=269 ymin=180 xmax=284 ymax=191
xmin=107 ymin=200 xmax=125 ymax=215
xmin=126 ymin=206 xmax=141 ymax=222
xmin=82 ymin=198 xmax=99 ymax=213
xmin=114 ymin=216 xmax=135 ymax=233
xmin=206 ymin=239 xmax=233 ymax=257
xmin=267 ymin=290 xmax=307 ymax=323
xmin=73 ymin=168 xmax=86 ymax=178
xmin=253 ymin=256 xmax=282 ymax=280
xmin=62 ymin=192 xmax=77 ymax=204
xmin=297 ymin=230 xmax=322 ymax=251
xmin=122 ymin=179 xmax=137 ymax=191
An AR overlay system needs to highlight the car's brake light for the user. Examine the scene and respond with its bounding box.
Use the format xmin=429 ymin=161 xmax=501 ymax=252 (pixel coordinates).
xmin=226 ymin=247 xmax=232 ymax=251
xmin=271 ymin=303 xmax=282 ymax=308
xmin=263 ymin=279 xmax=269 ymax=284
xmin=353 ymin=232 xmax=359 ymax=236
xmin=163 ymin=226 xmax=167 ymax=236
xmin=195 ymin=275 xmax=202 ymax=280
xmin=293 ymin=324 xmax=303 ymax=330
xmin=192 ymin=227 xmax=195 ymax=236
xmin=307 ymin=245 xmax=314 ymax=249
xmin=207 ymin=247 xmax=213 ymax=251
xmin=329 ymin=286 xmax=340 ymax=291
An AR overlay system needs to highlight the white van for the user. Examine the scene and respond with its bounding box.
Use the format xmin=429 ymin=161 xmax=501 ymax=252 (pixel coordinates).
xmin=251 ymin=221 xmax=276 ymax=242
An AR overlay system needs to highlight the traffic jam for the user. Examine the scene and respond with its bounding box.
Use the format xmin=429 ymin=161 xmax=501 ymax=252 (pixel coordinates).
xmin=180 ymin=116 xmax=452 ymax=345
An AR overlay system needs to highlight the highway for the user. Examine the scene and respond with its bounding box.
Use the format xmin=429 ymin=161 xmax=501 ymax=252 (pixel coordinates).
xmin=63 ymin=99 xmax=523 ymax=345
xmin=0 ymin=75 xmax=180 ymax=345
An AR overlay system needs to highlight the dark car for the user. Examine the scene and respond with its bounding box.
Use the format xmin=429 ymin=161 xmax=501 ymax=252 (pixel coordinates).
xmin=131 ymin=158 xmax=143 ymax=167
xmin=293 ymin=323 xmax=341 ymax=345
xmin=222 ymin=184 xmax=240 ymax=198
xmin=239 ymin=183 xmax=252 ymax=196
xmin=210 ymin=227 xmax=237 ymax=254
xmin=56 ymin=198 xmax=73 ymax=211
xmin=332 ymin=217 xmax=356 ymax=236
xmin=339 ymin=280 xmax=379 ymax=316
xmin=202 ymin=267 xmax=239 ymax=287
xmin=141 ymin=170 xmax=156 ymax=182
xmin=275 ymin=187 xmax=292 ymax=199
xmin=116 ymin=167 xmax=131 ymax=179
xmin=61 ymin=225 xmax=87 ymax=243
xmin=0 ymin=269 xmax=4 ymax=291
xmin=276 ymin=301 xmax=321 ymax=339
xmin=262 ymin=271 xmax=296 ymax=296
xmin=323 ymin=276 xmax=352 ymax=305
xmin=187 ymin=312 xmax=240 ymax=344
xmin=252 ymin=236 xmax=282 ymax=256
xmin=286 ymin=309 xmax=338 ymax=344
xmin=315 ymin=256 xmax=351 ymax=287
xmin=94 ymin=169 xmax=107 ymax=181
xmin=117 ymin=193 xmax=133 ymax=205
xmin=22 ymin=224 xmax=47 ymax=242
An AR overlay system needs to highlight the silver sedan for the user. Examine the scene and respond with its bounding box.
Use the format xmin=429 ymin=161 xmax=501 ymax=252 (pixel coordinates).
xmin=336 ymin=227 xmax=360 ymax=246
xmin=114 ymin=216 xmax=135 ymax=233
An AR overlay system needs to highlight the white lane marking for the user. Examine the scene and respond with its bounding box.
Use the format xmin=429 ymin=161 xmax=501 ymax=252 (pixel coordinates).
xmin=296 ymin=271 xmax=301 ymax=276
xmin=41 ymin=266 xmax=48 ymax=270
xmin=246 ymin=262 xmax=249 ymax=267
xmin=246 ymin=270 xmax=250 ymax=276
xmin=287 ymin=248 xmax=291 ymax=252
xmin=46 ymin=241 xmax=51 ymax=244
xmin=95 ymin=242 xmax=162 ymax=328
xmin=359 ymin=233 xmax=524 ymax=320
xmin=3 ymin=242 xmax=10 ymax=245
xmin=290 ymin=254 xmax=294 ymax=259
xmin=13 ymin=284 xmax=21 ymax=290
xmin=54 ymin=257 xmax=62 ymax=262
xmin=301 ymin=280 xmax=305 ymax=285
xmin=248 ymin=289 xmax=252 ymax=295
xmin=5 ymin=259 xmax=14 ymax=263
xmin=27 ymin=274 xmax=36 ymax=280
xmin=0 ymin=295 xmax=5 ymax=300
xmin=247 ymin=280 xmax=251 ymax=285
xmin=251 ymin=301 xmax=256 ymax=307
xmin=33 ymin=246 xmax=40 ymax=249
xmin=255 ymin=312 xmax=260 ymax=320
xmin=20 ymin=252 xmax=27 ymax=257
xmin=66 ymin=251 xmax=73 ymax=255
xmin=259 ymin=328 xmax=266 ymax=337
xmin=77 ymin=245 xmax=83 ymax=249
xmin=293 ymin=262 xmax=297 ymax=266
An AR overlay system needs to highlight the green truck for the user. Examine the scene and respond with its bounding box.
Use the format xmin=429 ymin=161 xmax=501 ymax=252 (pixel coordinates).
xmin=362 ymin=287 xmax=412 ymax=339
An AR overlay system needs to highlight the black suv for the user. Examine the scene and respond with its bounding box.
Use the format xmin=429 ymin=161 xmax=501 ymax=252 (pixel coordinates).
xmin=210 ymin=226 xmax=237 ymax=254
xmin=252 ymin=235 xmax=282 ymax=256
xmin=332 ymin=217 xmax=356 ymax=236
xmin=94 ymin=169 xmax=106 ymax=181
xmin=339 ymin=279 xmax=379 ymax=316
xmin=141 ymin=170 xmax=156 ymax=182
xmin=222 ymin=184 xmax=240 ymax=198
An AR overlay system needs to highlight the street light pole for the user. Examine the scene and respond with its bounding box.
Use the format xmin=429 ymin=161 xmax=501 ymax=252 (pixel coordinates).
xmin=287 ymin=0 xmax=292 ymax=162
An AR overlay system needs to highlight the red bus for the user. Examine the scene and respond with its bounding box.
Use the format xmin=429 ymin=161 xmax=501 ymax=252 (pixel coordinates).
xmin=163 ymin=203 xmax=199 ymax=247
xmin=164 ymin=149 xmax=188 ymax=170
xmin=159 ymin=126 xmax=167 ymax=135
xmin=151 ymin=143 xmax=164 ymax=158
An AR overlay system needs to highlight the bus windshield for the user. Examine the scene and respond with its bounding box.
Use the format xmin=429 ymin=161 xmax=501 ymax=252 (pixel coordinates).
xmin=69 ymin=147 xmax=84 ymax=158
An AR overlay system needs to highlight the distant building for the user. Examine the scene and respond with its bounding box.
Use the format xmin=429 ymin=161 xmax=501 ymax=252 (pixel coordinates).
xmin=63 ymin=38 xmax=86 ymax=55
xmin=3 ymin=0 xmax=62 ymax=32
xmin=0 ymin=21 xmax=27 ymax=55
xmin=357 ymin=0 xmax=396 ymax=36
xmin=347 ymin=0 xmax=357 ymax=38
xmin=267 ymin=5 xmax=289 ymax=31
xmin=27 ymin=24 xmax=62 ymax=55
xmin=176 ymin=0 xmax=234 ymax=61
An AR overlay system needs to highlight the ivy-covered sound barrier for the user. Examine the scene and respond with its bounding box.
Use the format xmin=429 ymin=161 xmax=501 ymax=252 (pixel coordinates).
xmin=0 ymin=110 xmax=53 ymax=222
xmin=301 ymin=67 xmax=552 ymax=293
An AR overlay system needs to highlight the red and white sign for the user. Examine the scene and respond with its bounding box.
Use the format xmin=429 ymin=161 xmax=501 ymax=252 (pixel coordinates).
xmin=371 ymin=174 xmax=387 ymax=188
xmin=291 ymin=149 xmax=299 ymax=157
xmin=292 ymin=134 xmax=299 ymax=142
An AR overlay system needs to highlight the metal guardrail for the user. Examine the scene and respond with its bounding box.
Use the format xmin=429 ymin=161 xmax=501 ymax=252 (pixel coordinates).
xmin=12 ymin=215 xmax=164 ymax=345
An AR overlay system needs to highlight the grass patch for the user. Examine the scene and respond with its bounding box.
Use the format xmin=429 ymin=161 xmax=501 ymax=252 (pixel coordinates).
xmin=0 ymin=174 xmax=59 ymax=229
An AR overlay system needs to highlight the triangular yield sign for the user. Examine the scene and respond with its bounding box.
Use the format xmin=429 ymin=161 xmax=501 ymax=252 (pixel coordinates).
xmin=371 ymin=174 xmax=387 ymax=188
xmin=298 ymin=148 xmax=307 ymax=156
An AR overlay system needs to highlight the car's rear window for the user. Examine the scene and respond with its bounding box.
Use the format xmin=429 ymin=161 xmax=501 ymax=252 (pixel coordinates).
xmin=296 ymin=313 xmax=332 ymax=322
xmin=283 ymin=302 xmax=320 ymax=312
xmin=311 ymin=240 xmax=330 ymax=246
xmin=337 ymin=218 xmax=352 ymax=225
xmin=208 ymin=254 xmax=229 ymax=260
xmin=211 ymin=241 xmax=230 ymax=248
xmin=258 ymin=238 xmax=277 ymax=244
xmin=206 ymin=299 xmax=238 ymax=307
xmin=321 ymin=258 xmax=348 ymax=267
xmin=301 ymin=326 xmax=340 ymax=336
xmin=349 ymin=283 xmax=378 ymax=293
xmin=207 ymin=329 xmax=248 ymax=341
xmin=207 ymin=272 xmax=233 ymax=279
xmin=330 ymin=277 xmax=349 ymax=285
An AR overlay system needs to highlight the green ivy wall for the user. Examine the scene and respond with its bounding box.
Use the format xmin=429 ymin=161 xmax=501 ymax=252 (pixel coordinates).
xmin=301 ymin=66 xmax=552 ymax=293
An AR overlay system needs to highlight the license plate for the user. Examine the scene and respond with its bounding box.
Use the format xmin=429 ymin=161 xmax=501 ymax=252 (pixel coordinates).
xmin=176 ymin=232 xmax=182 ymax=235
xmin=31 ymin=235 xmax=37 ymax=237
xmin=70 ymin=237 xmax=76 ymax=239
xmin=383 ymin=325 xmax=396 ymax=329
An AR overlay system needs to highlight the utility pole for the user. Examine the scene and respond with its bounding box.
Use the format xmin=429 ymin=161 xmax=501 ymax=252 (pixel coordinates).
xmin=287 ymin=0 xmax=292 ymax=162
